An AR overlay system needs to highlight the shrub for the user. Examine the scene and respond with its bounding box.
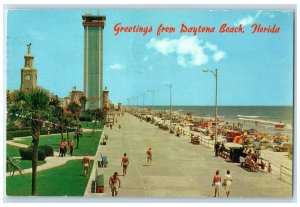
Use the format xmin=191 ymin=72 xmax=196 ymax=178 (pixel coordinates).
xmin=79 ymin=117 xmax=92 ymax=122
xmin=39 ymin=145 xmax=54 ymax=157
xmin=19 ymin=147 xmax=46 ymax=161
xmin=6 ymin=133 xmax=14 ymax=140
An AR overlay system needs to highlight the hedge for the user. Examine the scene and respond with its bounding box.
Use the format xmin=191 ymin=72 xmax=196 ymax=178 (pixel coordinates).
xmin=79 ymin=117 xmax=92 ymax=122
xmin=19 ymin=147 xmax=46 ymax=161
xmin=39 ymin=145 xmax=54 ymax=157
xmin=6 ymin=128 xmax=75 ymax=140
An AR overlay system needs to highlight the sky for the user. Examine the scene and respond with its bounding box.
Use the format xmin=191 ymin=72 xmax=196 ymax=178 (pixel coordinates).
xmin=6 ymin=9 xmax=294 ymax=106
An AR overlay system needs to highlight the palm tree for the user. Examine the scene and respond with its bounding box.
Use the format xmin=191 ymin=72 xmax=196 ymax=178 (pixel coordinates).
xmin=91 ymin=109 xmax=104 ymax=136
xmin=9 ymin=88 xmax=52 ymax=195
xmin=6 ymin=156 xmax=23 ymax=177
xmin=48 ymin=95 xmax=64 ymax=138
xmin=63 ymin=114 xmax=75 ymax=143
xmin=67 ymin=101 xmax=80 ymax=127
xmin=67 ymin=101 xmax=81 ymax=149
xmin=79 ymin=96 xmax=87 ymax=109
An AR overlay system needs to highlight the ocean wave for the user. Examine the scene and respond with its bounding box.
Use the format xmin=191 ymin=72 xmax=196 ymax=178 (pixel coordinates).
xmin=203 ymin=115 xmax=225 ymax=120
xmin=237 ymin=115 xmax=261 ymax=119
xmin=285 ymin=124 xmax=293 ymax=130
xmin=238 ymin=117 xmax=285 ymax=126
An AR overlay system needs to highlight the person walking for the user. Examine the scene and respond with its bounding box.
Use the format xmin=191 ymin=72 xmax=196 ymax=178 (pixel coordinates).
xmin=146 ymin=148 xmax=152 ymax=165
xmin=82 ymin=154 xmax=90 ymax=177
xmin=223 ymin=170 xmax=233 ymax=197
xmin=63 ymin=139 xmax=67 ymax=157
xmin=59 ymin=139 xmax=66 ymax=157
xmin=121 ymin=153 xmax=129 ymax=176
xmin=214 ymin=142 xmax=220 ymax=157
xmin=212 ymin=169 xmax=221 ymax=197
xmin=109 ymin=172 xmax=121 ymax=197
xmin=68 ymin=138 xmax=74 ymax=156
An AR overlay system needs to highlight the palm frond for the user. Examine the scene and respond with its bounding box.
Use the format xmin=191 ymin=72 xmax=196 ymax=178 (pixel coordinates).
xmin=6 ymin=156 xmax=23 ymax=178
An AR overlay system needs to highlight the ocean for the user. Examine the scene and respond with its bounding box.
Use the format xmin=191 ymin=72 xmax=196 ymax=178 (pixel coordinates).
xmin=143 ymin=105 xmax=294 ymax=141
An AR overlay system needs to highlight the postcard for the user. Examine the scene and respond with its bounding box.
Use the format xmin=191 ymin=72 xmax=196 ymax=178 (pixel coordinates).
xmin=5 ymin=7 xmax=294 ymax=199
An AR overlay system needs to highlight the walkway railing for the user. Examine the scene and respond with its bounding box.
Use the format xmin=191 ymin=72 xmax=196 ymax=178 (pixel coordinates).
xmin=199 ymin=136 xmax=214 ymax=149
xmin=270 ymin=163 xmax=292 ymax=184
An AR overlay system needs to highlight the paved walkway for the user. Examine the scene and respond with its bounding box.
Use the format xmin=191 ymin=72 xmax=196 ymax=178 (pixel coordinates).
xmin=84 ymin=112 xmax=292 ymax=198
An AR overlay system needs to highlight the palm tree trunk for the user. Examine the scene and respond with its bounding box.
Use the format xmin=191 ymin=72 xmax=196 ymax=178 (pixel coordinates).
xmin=66 ymin=128 xmax=69 ymax=143
xmin=75 ymin=115 xmax=80 ymax=149
xmin=60 ymin=125 xmax=64 ymax=140
xmin=31 ymin=118 xmax=41 ymax=196
xmin=32 ymin=137 xmax=39 ymax=195
xmin=76 ymin=133 xmax=79 ymax=149
xmin=92 ymin=116 xmax=98 ymax=136
xmin=75 ymin=115 xmax=79 ymax=128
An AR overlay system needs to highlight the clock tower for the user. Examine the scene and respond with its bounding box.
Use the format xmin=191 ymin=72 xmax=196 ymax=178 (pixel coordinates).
xmin=20 ymin=43 xmax=37 ymax=91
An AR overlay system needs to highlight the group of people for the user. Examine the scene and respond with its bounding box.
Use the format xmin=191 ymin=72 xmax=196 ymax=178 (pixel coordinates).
xmin=212 ymin=169 xmax=233 ymax=197
xmin=59 ymin=138 xmax=74 ymax=157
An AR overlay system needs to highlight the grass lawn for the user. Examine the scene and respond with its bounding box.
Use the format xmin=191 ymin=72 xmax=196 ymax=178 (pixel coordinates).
xmin=7 ymin=144 xmax=21 ymax=157
xmin=6 ymin=144 xmax=46 ymax=172
xmin=6 ymin=160 xmax=94 ymax=196
xmin=13 ymin=131 xmax=102 ymax=156
xmin=79 ymin=121 xmax=105 ymax=130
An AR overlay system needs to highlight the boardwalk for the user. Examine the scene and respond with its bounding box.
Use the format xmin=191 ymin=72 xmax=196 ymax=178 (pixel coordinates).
xmin=84 ymin=113 xmax=292 ymax=198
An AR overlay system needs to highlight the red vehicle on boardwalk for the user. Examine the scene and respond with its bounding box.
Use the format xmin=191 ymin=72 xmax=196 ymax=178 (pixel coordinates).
xmin=190 ymin=135 xmax=200 ymax=144
xmin=240 ymin=156 xmax=259 ymax=172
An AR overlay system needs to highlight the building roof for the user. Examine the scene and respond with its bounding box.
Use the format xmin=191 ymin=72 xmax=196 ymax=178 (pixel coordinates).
xmin=82 ymin=14 xmax=106 ymax=21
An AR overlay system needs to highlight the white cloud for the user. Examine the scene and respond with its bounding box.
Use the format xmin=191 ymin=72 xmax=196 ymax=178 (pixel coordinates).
xmin=213 ymin=51 xmax=226 ymax=62
xmin=204 ymin=42 xmax=218 ymax=51
xmin=234 ymin=11 xmax=262 ymax=26
xmin=146 ymin=36 xmax=226 ymax=68
xmin=177 ymin=56 xmax=187 ymax=68
xmin=108 ymin=63 xmax=125 ymax=71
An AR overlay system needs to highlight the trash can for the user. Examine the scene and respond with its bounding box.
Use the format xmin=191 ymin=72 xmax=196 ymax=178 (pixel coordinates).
xmin=96 ymin=174 xmax=104 ymax=193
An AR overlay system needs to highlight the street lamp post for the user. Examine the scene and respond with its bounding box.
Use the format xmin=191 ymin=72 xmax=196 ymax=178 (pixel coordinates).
xmin=141 ymin=93 xmax=145 ymax=112
xmin=147 ymin=89 xmax=155 ymax=115
xmin=132 ymin=96 xmax=135 ymax=112
xmin=203 ymin=69 xmax=218 ymax=145
xmin=136 ymin=95 xmax=139 ymax=111
xmin=164 ymin=84 xmax=173 ymax=132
